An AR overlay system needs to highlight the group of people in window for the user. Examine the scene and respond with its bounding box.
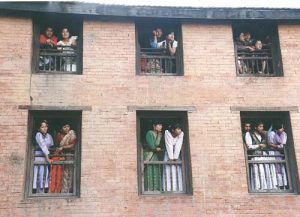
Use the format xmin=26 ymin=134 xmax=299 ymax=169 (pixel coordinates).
xmin=242 ymin=122 xmax=288 ymax=191
xmin=143 ymin=121 xmax=184 ymax=192
xmin=39 ymin=26 xmax=78 ymax=72
xmin=141 ymin=28 xmax=178 ymax=73
xmin=33 ymin=120 xmax=76 ymax=194
xmin=235 ymin=32 xmax=271 ymax=75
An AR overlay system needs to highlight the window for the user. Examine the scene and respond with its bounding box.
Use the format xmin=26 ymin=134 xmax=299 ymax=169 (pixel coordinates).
xmin=136 ymin=19 xmax=183 ymax=75
xmin=32 ymin=15 xmax=83 ymax=74
xmin=25 ymin=110 xmax=81 ymax=197
xmin=137 ymin=111 xmax=192 ymax=195
xmin=232 ymin=21 xmax=283 ymax=76
xmin=241 ymin=111 xmax=299 ymax=194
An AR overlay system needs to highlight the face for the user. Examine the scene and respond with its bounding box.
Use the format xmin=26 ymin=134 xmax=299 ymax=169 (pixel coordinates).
xmin=244 ymin=123 xmax=251 ymax=132
xmin=39 ymin=122 xmax=48 ymax=135
xmin=276 ymin=127 xmax=284 ymax=134
xmin=167 ymin=33 xmax=174 ymax=41
xmin=239 ymin=33 xmax=245 ymax=42
xmin=153 ymin=124 xmax=162 ymax=132
xmin=255 ymin=41 xmax=262 ymax=50
xmin=173 ymin=127 xmax=182 ymax=136
xmin=256 ymin=124 xmax=264 ymax=133
xmin=62 ymin=124 xmax=71 ymax=133
xmin=245 ymin=33 xmax=251 ymax=41
xmin=62 ymin=28 xmax=70 ymax=39
xmin=45 ymin=27 xmax=53 ymax=38
xmin=156 ymin=29 xmax=163 ymax=37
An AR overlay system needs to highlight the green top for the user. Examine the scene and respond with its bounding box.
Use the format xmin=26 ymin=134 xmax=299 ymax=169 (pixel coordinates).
xmin=145 ymin=130 xmax=162 ymax=150
xmin=143 ymin=130 xmax=162 ymax=161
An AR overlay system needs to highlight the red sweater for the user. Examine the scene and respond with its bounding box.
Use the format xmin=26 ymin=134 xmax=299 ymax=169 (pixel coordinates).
xmin=39 ymin=34 xmax=58 ymax=46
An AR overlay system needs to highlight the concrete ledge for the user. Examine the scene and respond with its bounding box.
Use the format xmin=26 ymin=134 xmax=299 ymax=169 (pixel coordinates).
xmin=230 ymin=106 xmax=298 ymax=112
xmin=127 ymin=106 xmax=197 ymax=112
xmin=18 ymin=105 xmax=92 ymax=111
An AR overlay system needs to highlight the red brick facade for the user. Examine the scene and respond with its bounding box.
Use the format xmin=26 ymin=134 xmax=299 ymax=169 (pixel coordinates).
xmin=1 ymin=13 xmax=300 ymax=217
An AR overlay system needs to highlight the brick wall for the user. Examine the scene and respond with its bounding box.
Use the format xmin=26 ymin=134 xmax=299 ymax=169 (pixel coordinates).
xmin=1 ymin=16 xmax=300 ymax=217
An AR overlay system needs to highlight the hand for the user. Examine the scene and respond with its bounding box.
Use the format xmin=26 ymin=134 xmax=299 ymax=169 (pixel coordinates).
xmin=269 ymin=144 xmax=278 ymax=149
xmin=156 ymin=147 xmax=161 ymax=152
xmin=259 ymin=143 xmax=266 ymax=149
xmin=248 ymin=46 xmax=255 ymax=52
xmin=47 ymin=159 xmax=53 ymax=164
xmin=152 ymin=30 xmax=157 ymax=36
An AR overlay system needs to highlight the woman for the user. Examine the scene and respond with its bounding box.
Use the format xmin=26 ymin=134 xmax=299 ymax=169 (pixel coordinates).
xmin=57 ymin=28 xmax=77 ymax=72
xmin=39 ymin=26 xmax=57 ymax=70
xmin=55 ymin=123 xmax=77 ymax=193
xmin=33 ymin=120 xmax=54 ymax=193
xmin=163 ymin=123 xmax=184 ymax=192
xmin=143 ymin=120 xmax=163 ymax=191
xmin=268 ymin=123 xmax=288 ymax=189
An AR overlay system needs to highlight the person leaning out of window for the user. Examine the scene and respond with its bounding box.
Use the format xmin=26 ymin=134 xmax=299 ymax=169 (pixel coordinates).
xmin=39 ymin=26 xmax=58 ymax=70
xmin=158 ymin=32 xmax=178 ymax=56
xmin=57 ymin=27 xmax=78 ymax=72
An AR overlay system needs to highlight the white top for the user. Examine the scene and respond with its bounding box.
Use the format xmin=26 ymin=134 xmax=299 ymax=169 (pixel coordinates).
xmin=157 ymin=40 xmax=178 ymax=48
xmin=245 ymin=132 xmax=259 ymax=150
xmin=164 ymin=130 xmax=184 ymax=160
xmin=35 ymin=132 xmax=54 ymax=156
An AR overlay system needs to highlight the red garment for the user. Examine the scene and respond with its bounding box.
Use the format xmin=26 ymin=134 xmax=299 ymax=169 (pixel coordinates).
xmin=50 ymin=152 xmax=63 ymax=193
xmin=39 ymin=34 xmax=58 ymax=46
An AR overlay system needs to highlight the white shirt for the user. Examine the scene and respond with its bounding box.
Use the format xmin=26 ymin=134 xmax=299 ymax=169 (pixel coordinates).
xmin=245 ymin=132 xmax=259 ymax=150
xmin=157 ymin=40 xmax=178 ymax=49
xmin=164 ymin=130 xmax=184 ymax=160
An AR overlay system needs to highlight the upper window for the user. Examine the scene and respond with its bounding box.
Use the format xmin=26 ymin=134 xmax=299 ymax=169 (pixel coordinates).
xmin=25 ymin=110 xmax=82 ymax=198
xmin=136 ymin=20 xmax=183 ymax=75
xmin=232 ymin=21 xmax=283 ymax=77
xmin=32 ymin=15 xmax=83 ymax=74
xmin=241 ymin=111 xmax=299 ymax=194
xmin=137 ymin=111 xmax=192 ymax=195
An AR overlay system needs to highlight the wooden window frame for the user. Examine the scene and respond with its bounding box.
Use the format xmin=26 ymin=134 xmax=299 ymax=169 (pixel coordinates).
xmin=135 ymin=19 xmax=184 ymax=76
xmin=136 ymin=111 xmax=193 ymax=195
xmin=240 ymin=111 xmax=300 ymax=194
xmin=32 ymin=14 xmax=83 ymax=75
xmin=25 ymin=110 xmax=82 ymax=198
xmin=232 ymin=21 xmax=283 ymax=77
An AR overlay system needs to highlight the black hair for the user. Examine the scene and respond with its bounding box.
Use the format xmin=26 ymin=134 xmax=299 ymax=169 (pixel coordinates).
xmin=167 ymin=123 xmax=182 ymax=132
xmin=39 ymin=120 xmax=48 ymax=128
xmin=44 ymin=26 xmax=53 ymax=31
xmin=273 ymin=123 xmax=284 ymax=130
xmin=61 ymin=122 xmax=71 ymax=128
xmin=152 ymin=119 xmax=162 ymax=126
xmin=254 ymin=121 xmax=263 ymax=128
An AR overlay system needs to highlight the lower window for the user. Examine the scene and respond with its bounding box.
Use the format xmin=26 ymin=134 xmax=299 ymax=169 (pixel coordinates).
xmin=241 ymin=111 xmax=299 ymax=193
xmin=137 ymin=111 xmax=192 ymax=195
xmin=25 ymin=110 xmax=81 ymax=197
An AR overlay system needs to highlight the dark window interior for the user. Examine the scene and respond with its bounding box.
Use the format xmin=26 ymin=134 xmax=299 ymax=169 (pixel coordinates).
xmin=26 ymin=110 xmax=82 ymax=198
xmin=240 ymin=111 xmax=299 ymax=194
xmin=33 ymin=14 xmax=83 ymax=74
xmin=136 ymin=19 xmax=183 ymax=75
xmin=232 ymin=21 xmax=283 ymax=76
xmin=137 ymin=111 xmax=192 ymax=195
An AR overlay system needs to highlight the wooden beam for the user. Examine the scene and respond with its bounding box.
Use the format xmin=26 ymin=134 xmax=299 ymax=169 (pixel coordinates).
xmin=1 ymin=2 xmax=300 ymax=20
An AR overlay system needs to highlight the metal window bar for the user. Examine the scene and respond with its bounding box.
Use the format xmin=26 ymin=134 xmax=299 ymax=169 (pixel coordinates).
xmin=38 ymin=46 xmax=78 ymax=73
xmin=30 ymin=152 xmax=75 ymax=196
xmin=246 ymin=147 xmax=293 ymax=193
xmin=140 ymin=48 xmax=177 ymax=74
xmin=236 ymin=44 xmax=275 ymax=76
xmin=143 ymin=160 xmax=185 ymax=194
